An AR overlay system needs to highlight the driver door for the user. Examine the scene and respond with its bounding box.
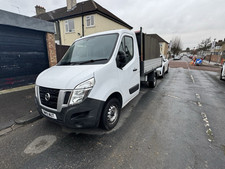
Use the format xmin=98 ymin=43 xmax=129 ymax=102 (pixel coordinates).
xmin=116 ymin=35 xmax=140 ymax=106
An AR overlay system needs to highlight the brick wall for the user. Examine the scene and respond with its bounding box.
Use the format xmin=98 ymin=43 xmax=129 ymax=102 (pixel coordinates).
xmin=205 ymin=55 xmax=222 ymax=63
xmin=46 ymin=33 xmax=57 ymax=67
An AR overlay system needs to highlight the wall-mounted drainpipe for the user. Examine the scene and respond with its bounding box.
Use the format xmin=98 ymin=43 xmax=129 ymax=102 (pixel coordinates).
xmin=81 ymin=2 xmax=84 ymax=37
xmin=57 ymin=21 xmax=61 ymax=45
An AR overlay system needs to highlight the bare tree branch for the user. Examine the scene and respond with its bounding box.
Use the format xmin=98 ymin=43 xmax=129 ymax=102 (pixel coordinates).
xmin=198 ymin=37 xmax=211 ymax=51
xmin=170 ymin=37 xmax=182 ymax=55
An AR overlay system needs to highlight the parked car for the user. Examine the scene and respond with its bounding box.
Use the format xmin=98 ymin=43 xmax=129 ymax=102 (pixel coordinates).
xmin=156 ymin=55 xmax=169 ymax=78
xmin=173 ymin=55 xmax=181 ymax=60
xmin=220 ymin=62 xmax=225 ymax=80
xmin=189 ymin=55 xmax=193 ymax=59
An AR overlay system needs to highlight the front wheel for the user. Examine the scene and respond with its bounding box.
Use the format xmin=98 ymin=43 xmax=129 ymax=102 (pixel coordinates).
xmin=100 ymin=98 xmax=121 ymax=130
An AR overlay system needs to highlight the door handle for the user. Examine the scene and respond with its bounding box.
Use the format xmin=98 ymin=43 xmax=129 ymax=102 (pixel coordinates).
xmin=133 ymin=68 xmax=137 ymax=72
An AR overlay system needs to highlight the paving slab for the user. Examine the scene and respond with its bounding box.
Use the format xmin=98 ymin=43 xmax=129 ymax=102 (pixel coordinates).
xmin=0 ymin=86 xmax=38 ymax=131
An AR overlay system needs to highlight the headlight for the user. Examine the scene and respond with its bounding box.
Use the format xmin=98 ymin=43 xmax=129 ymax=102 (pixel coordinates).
xmin=69 ymin=78 xmax=95 ymax=105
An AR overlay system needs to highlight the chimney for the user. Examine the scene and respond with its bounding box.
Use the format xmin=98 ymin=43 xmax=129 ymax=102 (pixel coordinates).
xmin=67 ymin=0 xmax=77 ymax=11
xmin=35 ymin=5 xmax=46 ymax=15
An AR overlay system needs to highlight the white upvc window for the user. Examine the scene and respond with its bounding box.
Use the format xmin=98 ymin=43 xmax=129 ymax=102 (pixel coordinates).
xmin=54 ymin=22 xmax=57 ymax=34
xmin=86 ymin=15 xmax=95 ymax=27
xmin=65 ymin=19 xmax=75 ymax=33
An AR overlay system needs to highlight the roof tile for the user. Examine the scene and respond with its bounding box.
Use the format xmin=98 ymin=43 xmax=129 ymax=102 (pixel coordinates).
xmin=34 ymin=0 xmax=132 ymax=29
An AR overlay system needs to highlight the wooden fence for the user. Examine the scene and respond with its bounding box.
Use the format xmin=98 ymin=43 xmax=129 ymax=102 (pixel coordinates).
xmin=55 ymin=44 xmax=70 ymax=62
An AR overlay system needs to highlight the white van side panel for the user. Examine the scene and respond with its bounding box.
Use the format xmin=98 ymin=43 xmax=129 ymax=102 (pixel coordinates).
xmin=143 ymin=58 xmax=161 ymax=74
xmin=88 ymin=62 xmax=122 ymax=102
xmin=88 ymin=61 xmax=140 ymax=108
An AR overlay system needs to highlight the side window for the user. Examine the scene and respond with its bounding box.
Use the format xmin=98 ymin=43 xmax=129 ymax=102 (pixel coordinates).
xmin=117 ymin=36 xmax=134 ymax=68
xmin=118 ymin=38 xmax=125 ymax=54
xmin=124 ymin=36 xmax=134 ymax=61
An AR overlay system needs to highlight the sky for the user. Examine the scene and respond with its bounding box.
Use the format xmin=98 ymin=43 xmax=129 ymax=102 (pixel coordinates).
xmin=0 ymin=0 xmax=224 ymax=49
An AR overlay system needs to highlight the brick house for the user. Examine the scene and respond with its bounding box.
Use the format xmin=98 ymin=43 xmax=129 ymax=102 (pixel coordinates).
xmin=34 ymin=0 xmax=132 ymax=45
xmin=204 ymin=39 xmax=225 ymax=64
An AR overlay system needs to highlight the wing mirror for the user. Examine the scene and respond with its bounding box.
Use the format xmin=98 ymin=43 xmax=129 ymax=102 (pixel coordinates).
xmin=116 ymin=51 xmax=126 ymax=69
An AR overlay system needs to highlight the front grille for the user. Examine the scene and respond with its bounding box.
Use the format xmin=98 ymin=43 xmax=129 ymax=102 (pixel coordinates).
xmin=63 ymin=91 xmax=71 ymax=104
xmin=39 ymin=86 xmax=60 ymax=109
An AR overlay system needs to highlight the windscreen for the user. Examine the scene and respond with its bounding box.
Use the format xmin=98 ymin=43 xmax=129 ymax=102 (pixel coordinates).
xmin=58 ymin=33 xmax=118 ymax=65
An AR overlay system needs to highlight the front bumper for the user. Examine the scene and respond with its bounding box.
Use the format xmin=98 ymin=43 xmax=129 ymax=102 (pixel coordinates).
xmin=35 ymin=97 xmax=104 ymax=129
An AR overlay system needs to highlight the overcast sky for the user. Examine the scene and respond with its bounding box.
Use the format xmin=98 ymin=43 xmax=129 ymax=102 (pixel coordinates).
xmin=0 ymin=0 xmax=224 ymax=49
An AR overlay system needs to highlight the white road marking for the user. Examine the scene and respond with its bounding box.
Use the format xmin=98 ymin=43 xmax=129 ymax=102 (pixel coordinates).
xmin=24 ymin=135 xmax=57 ymax=155
xmin=166 ymin=94 xmax=181 ymax=100
xmin=201 ymin=112 xmax=214 ymax=142
xmin=195 ymin=93 xmax=201 ymax=99
xmin=195 ymin=93 xmax=214 ymax=143
xmin=190 ymin=75 xmax=195 ymax=83
xmin=197 ymin=102 xmax=202 ymax=107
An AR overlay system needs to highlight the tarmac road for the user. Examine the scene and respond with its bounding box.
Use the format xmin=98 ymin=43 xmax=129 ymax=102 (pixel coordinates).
xmin=1 ymin=60 xmax=225 ymax=169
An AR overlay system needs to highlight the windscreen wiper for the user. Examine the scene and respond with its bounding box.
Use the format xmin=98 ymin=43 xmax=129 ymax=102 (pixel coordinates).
xmin=79 ymin=58 xmax=108 ymax=65
xmin=59 ymin=62 xmax=80 ymax=65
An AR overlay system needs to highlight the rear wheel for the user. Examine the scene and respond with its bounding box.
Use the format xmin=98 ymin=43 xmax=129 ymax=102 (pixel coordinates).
xmin=220 ymin=70 xmax=223 ymax=80
xmin=148 ymin=74 xmax=157 ymax=88
xmin=100 ymin=98 xmax=121 ymax=130
xmin=161 ymin=68 xmax=164 ymax=78
xmin=166 ymin=65 xmax=169 ymax=73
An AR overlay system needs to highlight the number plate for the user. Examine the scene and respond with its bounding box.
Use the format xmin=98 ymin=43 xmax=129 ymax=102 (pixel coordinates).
xmin=42 ymin=109 xmax=57 ymax=119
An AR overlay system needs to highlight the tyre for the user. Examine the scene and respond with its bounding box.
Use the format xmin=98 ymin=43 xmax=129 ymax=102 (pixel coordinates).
xmin=148 ymin=74 xmax=157 ymax=88
xmin=161 ymin=68 xmax=164 ymax=78
xmin=220 ymin=70 xmax=223 ymax=80
xmin=166 ymin=65 xmax=169 ymax=73
xmin=100 ymin=98 xmax=121 ymax=130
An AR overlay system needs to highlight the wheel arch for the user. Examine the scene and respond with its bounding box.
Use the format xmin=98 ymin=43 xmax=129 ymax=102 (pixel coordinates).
xmin=105 ymin=92 xmax=123 ymax=108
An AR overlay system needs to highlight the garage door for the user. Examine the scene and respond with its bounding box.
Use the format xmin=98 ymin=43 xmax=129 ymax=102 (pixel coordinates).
xmin=0 ymin=25 xmax=49 ymax=90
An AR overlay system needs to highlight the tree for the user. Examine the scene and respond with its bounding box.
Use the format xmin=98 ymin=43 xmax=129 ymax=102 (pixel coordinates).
xmin=170 ymin=37 xmax=182 ymax=55
xmin=197 ymin=38 xmax=211 ymax=51
xmin=186 ymin=47 xmax=190 ymax=52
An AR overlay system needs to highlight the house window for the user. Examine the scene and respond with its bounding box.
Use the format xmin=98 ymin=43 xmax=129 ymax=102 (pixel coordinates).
xmin=65 ymin=19 xmax=75 ymax=33
xmin=54 ymin=22 xmax=57 ymax=34
xmin=86 ymin=15 xmax=94 ymax=27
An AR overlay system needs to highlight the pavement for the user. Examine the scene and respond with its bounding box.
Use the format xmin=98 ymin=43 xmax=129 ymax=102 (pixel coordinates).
xmin=203 ymin=60 xmax=222 ymax=66
xmin=0 ymin=85 xmax=42 ymax=133
xmin=170 ymin=57 xmax=221 ymax=73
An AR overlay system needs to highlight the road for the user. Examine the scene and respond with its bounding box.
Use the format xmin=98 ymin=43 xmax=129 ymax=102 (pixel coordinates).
xmin=1 ymin=57 xmax=225 ymax=169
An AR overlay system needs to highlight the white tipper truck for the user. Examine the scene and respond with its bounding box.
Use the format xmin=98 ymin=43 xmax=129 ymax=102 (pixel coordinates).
xmin=35 ymin=28 xmax=161 ymax=130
